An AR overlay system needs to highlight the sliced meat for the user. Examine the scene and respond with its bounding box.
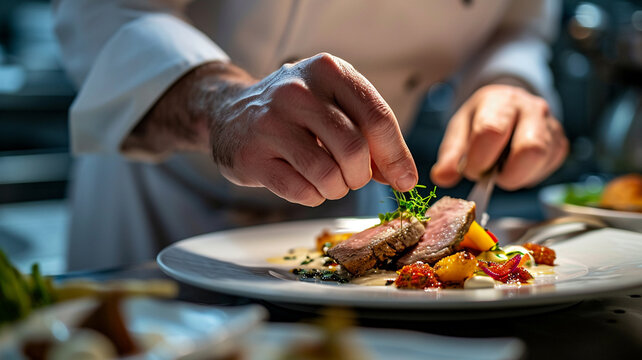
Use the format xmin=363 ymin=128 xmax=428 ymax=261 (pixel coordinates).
xmin=396 ymin=197 xmax=475 ymax=267
xmin=327 ymin=216 xmax=425 ymax=275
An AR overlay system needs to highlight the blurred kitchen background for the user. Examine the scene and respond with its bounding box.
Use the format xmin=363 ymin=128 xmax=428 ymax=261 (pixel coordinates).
xmin=0 ymin=0 xmax=641 ymax=275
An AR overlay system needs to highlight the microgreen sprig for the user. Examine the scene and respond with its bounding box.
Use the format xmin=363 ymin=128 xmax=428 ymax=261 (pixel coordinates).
xmin=378 ymin=185 xmax=437 ymax=223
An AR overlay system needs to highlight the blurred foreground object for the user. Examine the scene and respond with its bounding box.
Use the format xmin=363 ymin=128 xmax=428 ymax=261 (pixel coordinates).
xmin=0 ymin=249 xmax=177 ymax=326
xmin=278 ymin=308 xmax=369 ymax=360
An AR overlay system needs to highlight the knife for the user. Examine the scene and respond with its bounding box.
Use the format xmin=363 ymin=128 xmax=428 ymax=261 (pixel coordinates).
xmin=466 ymin=138 xmax=512 ymax=227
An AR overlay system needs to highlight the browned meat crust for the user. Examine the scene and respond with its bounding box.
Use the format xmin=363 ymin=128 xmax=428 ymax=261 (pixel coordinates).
xmin=396 ymin=197 xmax=475 ymax=267
xmin=327 ymin=216 xmax=425 ymax=275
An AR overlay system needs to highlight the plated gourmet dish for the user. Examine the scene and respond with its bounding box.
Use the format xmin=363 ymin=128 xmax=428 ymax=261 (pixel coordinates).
xmin=269 ymin=186 xmax=556 ymax=290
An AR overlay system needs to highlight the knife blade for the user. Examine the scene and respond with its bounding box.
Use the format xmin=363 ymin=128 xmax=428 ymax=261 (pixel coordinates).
xmin=466 ymin=137 xmax=512 ymax=227
xmin=467 ymin=167 xmax=499 ymax=227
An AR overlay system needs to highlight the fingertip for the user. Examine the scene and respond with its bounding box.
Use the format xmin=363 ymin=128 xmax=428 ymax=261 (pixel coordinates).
xmin=495 ymin=176 xmax=522 ymax=192
xmin=430 ymin=162 xmax=461 ymax=188
xmin=394 ymin=171 xmax=418 ymax=192
xmin=301 ymin=196 xmax=326 ymax=207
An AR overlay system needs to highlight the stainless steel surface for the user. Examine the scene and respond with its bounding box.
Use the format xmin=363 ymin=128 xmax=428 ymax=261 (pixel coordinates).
xmin=466 ymin=167 xmax=499 ymax=227
xmin=465 ymin=132 xmax=511 ymax=227
xmin=509 ymin=215 xmax=607 ymax=246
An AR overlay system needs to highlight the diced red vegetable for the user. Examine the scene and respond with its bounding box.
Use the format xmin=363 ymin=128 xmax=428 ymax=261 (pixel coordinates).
xmin=395 ymin=263 xmax=442 ymax=289
xmin=501 ymin=266 xmax=533 ymax=284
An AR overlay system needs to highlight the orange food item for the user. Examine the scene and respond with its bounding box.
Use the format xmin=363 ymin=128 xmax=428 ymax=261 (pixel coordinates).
xmin=523 ymin=243 xmax=556 ymax=266
xmin=433 ymin=251 xmax=477 ymax=283
xmin=395 ymin=263 xmax=442 ymax=289
xmin=315 ymin=230 xmax=353 ymax=251
xmin=600 ymin=174 xmax=642 ymax=212
xmin=459 ymin=221 xmax=496 ymax=251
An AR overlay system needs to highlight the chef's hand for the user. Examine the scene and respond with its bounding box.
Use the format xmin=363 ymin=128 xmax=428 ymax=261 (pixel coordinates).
xmin=430 ymin=84 xmax=568 ymax=190
xmin=126 ymin=53 xmax=417 ymax=206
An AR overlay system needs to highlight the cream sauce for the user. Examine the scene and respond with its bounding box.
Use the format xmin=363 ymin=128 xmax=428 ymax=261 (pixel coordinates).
xmin=267 ymin=248 xmax=338 ymax=270
xmin=350 ymin=269 xmax=398 ymax=286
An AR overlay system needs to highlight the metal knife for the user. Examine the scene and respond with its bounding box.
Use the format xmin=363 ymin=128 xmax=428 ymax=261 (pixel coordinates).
xmin=466 ymin=138 xmax=512 ymax=227
xmin=467 ymin=166 xmax=499 ymax=228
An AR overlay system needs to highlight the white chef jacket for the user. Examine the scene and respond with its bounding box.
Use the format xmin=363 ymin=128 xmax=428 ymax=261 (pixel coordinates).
xmin=53 ymin=0 xmax=560 ymax=271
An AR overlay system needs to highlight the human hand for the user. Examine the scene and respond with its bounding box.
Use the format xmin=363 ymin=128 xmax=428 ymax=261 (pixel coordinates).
xmin=430 ymin=84 xmax=568 ymax=190
xmin=209 ymin=53 xmax=417 ymax=206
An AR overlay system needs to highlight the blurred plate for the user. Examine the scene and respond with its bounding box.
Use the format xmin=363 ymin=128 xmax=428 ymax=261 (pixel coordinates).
xmin=244 ymin=323 xmax=525 ymax=360
xmin=157 ymin=218 xmax=642 ymax=314
xmin=539 ymin=183 xmax=642 ymax=232
xmin=0 ymin=298 xmax=266 ymax=359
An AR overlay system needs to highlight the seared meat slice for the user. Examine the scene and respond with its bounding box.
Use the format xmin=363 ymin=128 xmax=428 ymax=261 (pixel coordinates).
xmin=327 ymin=216 xmax=425 ymax=275
xmin=396 ymin=197 xmax=475 ymax=266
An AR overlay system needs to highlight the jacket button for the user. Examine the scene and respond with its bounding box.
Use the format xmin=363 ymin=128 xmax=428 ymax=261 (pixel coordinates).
xmin=405 ymin=73 xmax=421 ymax=92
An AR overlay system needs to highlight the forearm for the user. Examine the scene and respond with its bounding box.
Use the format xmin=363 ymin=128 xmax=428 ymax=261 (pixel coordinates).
xmin=121 ymin=61 xmax=257 ymax=160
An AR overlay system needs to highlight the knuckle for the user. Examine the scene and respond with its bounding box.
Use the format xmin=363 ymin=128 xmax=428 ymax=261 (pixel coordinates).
xmin=310 ymin=163 xmax=344 ymax=197
xmin=311 ymin=52 xmax=342 ymax=74
xmin=290 ymin=150 xmax=317 ymax=173
xmin=313 ymin=161 xmax=339 ymax=183
xmin=474 ymin=119 xmax=507 ymax=139
xmin=323 ymin=108 xmax=350 ymax=131
xmin=516 ymin=138 xmax=549 ymax=159
xmin=366 ymin=101 xmax=395 ymax=132
xmin=379 ymin=148 xmax=411 ymax=170
xmin=341 ymin=135 xmax=368 ymax=160
xmin=531 ymin=98 xmax=549 ymax=115
xmin=271 ymin=80 xmax=310 ymax=101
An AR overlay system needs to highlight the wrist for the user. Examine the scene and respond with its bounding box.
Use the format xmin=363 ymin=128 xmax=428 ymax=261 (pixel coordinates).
xmin=121 ymin=61 xmax=256 ymax=159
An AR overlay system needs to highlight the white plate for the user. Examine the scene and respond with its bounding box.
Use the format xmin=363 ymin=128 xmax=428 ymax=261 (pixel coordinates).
xmin=539 ymin=183 xmax=642 ymax=232
xmin=0 ymin=298 xmax=266 ymax=359
xmin=244 ymin=323 xmax=525 ymax=360
xmin=158 ymin=218 xmax=642 ymax=310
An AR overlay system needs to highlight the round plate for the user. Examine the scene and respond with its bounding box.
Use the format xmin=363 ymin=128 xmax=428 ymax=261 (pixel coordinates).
xmin=158 ymin=218 xmax=642 ymax=310
xmin=539 ymin=183 xmax=642 ymax=232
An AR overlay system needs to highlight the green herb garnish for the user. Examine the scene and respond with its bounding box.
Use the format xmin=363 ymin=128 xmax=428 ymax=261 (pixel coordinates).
xmin=378 ymin=185 xmax=437 ymax=223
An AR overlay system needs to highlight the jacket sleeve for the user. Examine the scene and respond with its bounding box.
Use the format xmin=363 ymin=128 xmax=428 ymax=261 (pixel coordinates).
xmin=455 ymin=0 xmax=562 ymax=116
xmin=53 ymin=0 xmax=229 ymax=156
